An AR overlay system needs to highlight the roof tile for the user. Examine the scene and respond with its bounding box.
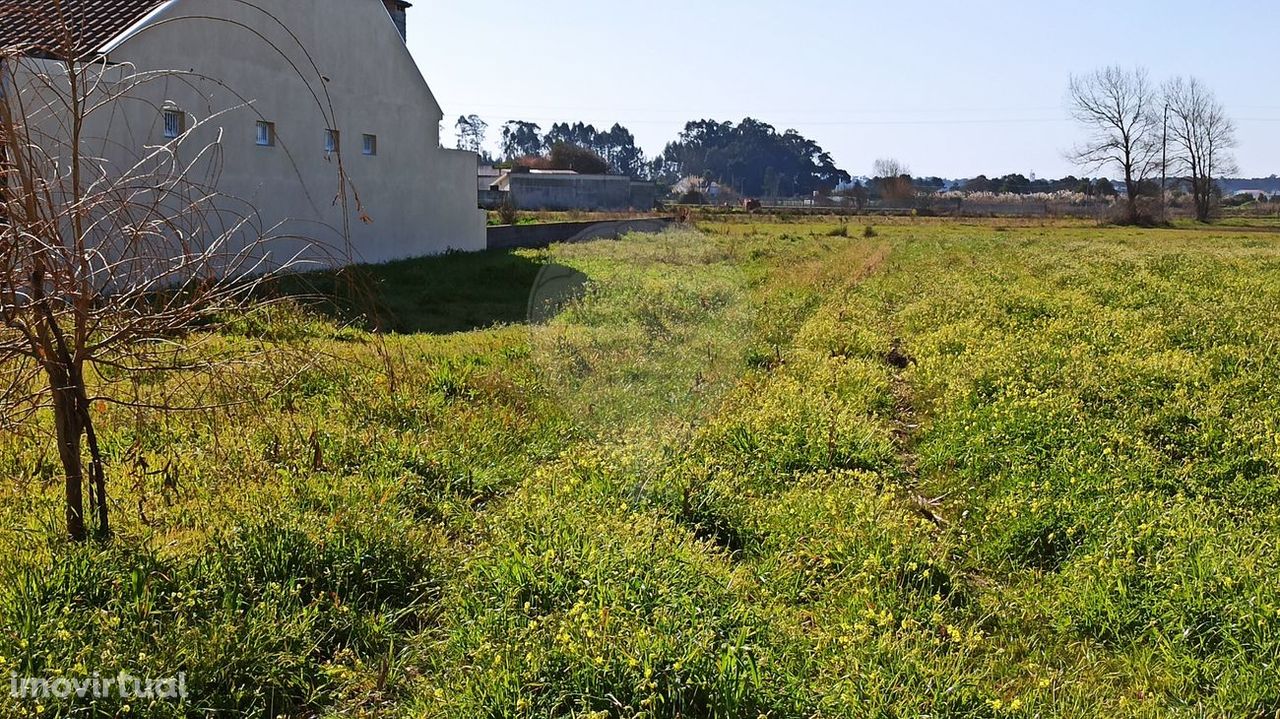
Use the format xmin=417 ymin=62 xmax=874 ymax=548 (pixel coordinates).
xmin=0 ymin=0 xmax=166 ymax=60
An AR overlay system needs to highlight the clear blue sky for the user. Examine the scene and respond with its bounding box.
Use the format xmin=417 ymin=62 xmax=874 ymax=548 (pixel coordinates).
xmin=407 ymin=1 xmax=1279 ymax=179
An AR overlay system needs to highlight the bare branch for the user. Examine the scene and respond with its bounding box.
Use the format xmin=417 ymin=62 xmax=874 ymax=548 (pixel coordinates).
xmin=1 ymin=3 xmax=352 ymax=541
xmin=1066 ymin=66 xmax=1160 ymax=223
xmin=1164 ymin=75 xmax=1238 ymax=222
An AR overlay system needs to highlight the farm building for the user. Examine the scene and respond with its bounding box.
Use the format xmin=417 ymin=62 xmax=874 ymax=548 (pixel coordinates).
xmin=0 ymin=0 xmax=486 ymax=265
xmin=484 ymin=168 xmax=657 ymax=212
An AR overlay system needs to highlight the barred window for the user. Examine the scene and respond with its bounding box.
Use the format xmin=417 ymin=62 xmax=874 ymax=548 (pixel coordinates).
xmin=162 ymin=108 xmax=184 ymax=139
xmin=256 ymin=121 xmax=275 ymax=147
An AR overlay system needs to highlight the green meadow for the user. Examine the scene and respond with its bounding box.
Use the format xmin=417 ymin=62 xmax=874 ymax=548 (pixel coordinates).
xmin=3 ymin=218 xmax=1280 ymax=717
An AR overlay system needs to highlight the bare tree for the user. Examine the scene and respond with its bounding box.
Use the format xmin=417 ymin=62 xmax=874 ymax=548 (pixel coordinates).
xmin=1068 ymin=66 xmax=1160 ymax=224
xmin=873 ymin=158 xmax=915 ymax=206
xmin=1 ymin=5 xmax=343 ymax=541
xmin=1164 ymin=76 xmax=1237 ymax=223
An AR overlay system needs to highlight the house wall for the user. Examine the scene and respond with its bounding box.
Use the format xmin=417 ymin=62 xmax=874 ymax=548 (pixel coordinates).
xmin=49 ymin=0 xmax=484 ymax=266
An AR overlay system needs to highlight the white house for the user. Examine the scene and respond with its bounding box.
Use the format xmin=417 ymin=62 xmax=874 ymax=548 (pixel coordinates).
xmin=1 ymin=0 xmax=486 ymax=265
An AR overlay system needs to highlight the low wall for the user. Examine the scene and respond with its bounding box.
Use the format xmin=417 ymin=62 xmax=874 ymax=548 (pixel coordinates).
xmin=487 ymin=218 xmax=676 ymax=251
xmin=509 ymin=174 xmax=630 ymax=211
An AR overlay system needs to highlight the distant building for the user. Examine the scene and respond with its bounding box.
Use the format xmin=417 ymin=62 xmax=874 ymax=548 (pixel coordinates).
xmin=484 ymin=168 xmax=656 ymax=212
xmin=477 ymin=165 xmax=504 ymax=191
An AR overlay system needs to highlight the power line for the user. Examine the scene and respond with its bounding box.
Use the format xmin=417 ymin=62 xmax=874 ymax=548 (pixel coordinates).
xmin=443 ymin=114 xmax=1075 ymax=127
xmin=443 ymin=102 xmax=1277 ymax=126
xmin=447 ymin=102 xmax=1069 ymax=115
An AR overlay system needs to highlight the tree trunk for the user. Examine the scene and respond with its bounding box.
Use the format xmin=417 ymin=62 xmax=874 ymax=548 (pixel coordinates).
xmin=51 ymin=380 xmax=87 ymax=542
xmin=32 ymin=261 xmax=109 ymax=540
xmin=1124 ymin=172 xmax=1139 ymax=225
xmin=84 ymin=411 xmax=109 ymax=540
xmin=41 ymin=331 xmax=108 ymax=540
xmin=1194 ymin=178 xmax=1211 ymax=223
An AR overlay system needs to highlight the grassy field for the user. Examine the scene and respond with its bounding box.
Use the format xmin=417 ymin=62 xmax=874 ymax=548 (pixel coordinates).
xmin=2 ymin=218 xmax=1280 ymax=717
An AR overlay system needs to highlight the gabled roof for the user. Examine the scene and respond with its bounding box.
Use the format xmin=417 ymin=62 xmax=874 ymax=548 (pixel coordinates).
xmin=0 ymin=0 xmax=167 ymax=60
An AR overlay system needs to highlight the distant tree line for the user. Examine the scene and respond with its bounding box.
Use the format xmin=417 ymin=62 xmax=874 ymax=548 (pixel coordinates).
xmin=831 ymin=162 xmax=1124 ymax=211
xmin=456 ymin=118 xmax=650 ymax=178
xmin=958 ymin=174 xmax=1119 ymax=196
xmin=456 ymin=115 xmax=852 ymax=194
xmin=544 ymin=122 xmax=648 ymax=178
xmin=1220 ymin=176 xmax=1280 ymax=195
xmin=652 ymin=119 xmax=850 ymax=196
xmin=455 ymin=70 xmax=1243 ymax=216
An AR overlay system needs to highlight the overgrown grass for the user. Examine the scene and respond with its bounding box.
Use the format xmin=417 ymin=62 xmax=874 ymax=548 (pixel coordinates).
xmin=3 ymin=219 xmax=1280 ymax=717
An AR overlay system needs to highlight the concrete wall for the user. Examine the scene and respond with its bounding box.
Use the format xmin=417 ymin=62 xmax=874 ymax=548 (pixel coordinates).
xmin=13 ymin=0 xmax=485 ymax=268
xmin=628 ymin=181 xmax=658 ymax=211
xmin=507 ymin=174 xmax=657 ymax=212
xmin=479 ymin=190 xmax=507 ymax=210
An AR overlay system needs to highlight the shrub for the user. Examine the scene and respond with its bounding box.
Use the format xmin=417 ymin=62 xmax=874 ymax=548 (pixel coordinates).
xmin=679 ymin=189 xmax=708 ymax=205
xmin=496 ymin=195 xmax=520 ymax=225
xmin=547 ymin=142 xmax=609 ymax=175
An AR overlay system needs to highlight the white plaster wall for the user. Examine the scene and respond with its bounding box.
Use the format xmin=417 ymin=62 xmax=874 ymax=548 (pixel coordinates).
xmin=90 ymin=0 xmax=486 ymax=264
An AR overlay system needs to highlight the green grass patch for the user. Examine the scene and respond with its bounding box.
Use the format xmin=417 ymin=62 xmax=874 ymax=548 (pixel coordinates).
xmin=4 ymin=220 xmax=1280 ymax=717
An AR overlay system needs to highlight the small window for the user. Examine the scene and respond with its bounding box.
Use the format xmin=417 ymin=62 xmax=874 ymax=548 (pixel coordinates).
xmin=362 ymin=134 xmax=377 ymax=156
xmin=324 ymin=129 xmax=340 ymax=154
xmin=163 ymin=108 xmax=185 ymax=139
xmin=256 ymin=121 xmax=275 ymax=147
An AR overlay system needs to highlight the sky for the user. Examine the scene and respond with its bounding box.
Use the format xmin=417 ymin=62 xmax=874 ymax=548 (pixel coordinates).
xmin=407 ymin=1 xmax=1280 ymax=179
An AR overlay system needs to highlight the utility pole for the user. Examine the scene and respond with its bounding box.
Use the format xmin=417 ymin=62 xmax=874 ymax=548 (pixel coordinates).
xmin=1161 ymin=102 xmax=1169 ymax=224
